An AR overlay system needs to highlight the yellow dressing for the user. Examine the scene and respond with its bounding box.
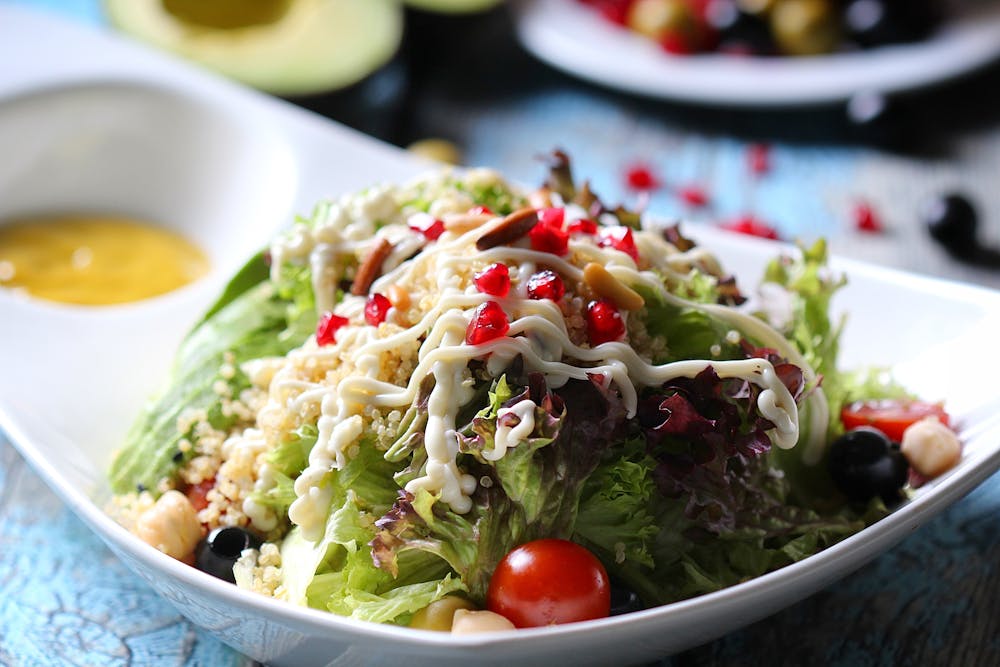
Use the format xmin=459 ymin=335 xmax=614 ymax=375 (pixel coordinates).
xmin=0 ymin=215 xmax=210 ymax=305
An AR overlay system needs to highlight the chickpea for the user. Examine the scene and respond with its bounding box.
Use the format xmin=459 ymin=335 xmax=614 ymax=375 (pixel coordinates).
xmin=407 ymin=139 xmax=462 ymax=166
xmin=409 ymin=596 xmax=477 ymax=632
xmin=901 ymin=416 xmax=962 ymax=479
xmin=770 ymin=0 xmax=841 ymax=56
xmin=135 ymin=490 xmax=204 ymax=561
xmin=451 ymin=609 xmax=516 ymax=634
xmin=626 ymin=0 xmax=700 ymax=45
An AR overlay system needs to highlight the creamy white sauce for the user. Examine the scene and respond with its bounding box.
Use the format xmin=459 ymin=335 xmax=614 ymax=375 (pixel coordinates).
xmin=250 ymin=176 xmax=823 ymax=536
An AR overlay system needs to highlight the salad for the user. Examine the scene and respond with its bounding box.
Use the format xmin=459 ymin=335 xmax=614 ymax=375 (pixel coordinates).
xmin=108 ymin=151 xmax=961 ymax=631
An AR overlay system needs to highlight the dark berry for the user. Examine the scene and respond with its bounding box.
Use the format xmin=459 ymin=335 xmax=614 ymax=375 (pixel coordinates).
xmin=828 ymin=427 xmax=909 ymax=504
xmin=609 ymin=579 xmax=644 ymax=616
xmin=845 ymin=0 xmax=938 ymax=47
xmin=705 ymin=1 xmax=774 ymax=55
xmin=923 ymin=193 xmax=979 ymax=258
xmin=195 ymin=527 xmax=262 ymax=584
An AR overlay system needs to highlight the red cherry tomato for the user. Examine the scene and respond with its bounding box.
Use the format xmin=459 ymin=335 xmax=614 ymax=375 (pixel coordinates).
xmin=184 ymin=478 xmax=215 ymax=513
xmin=486 ymin=538 xmax=610 ymax=628
xmin=841 ymin=400 xmax=950 ymax=442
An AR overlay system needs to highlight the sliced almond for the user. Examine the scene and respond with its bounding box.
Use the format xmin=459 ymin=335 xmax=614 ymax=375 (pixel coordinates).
xmin=475 ymin=208 xmax=538 ymax=251
xmin=583 ymin=262 xmax=645 ymax=311
xmin=351 ymin=237 xmax=393 ymax=296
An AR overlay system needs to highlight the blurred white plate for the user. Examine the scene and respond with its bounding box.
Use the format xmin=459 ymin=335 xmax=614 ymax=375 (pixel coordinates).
xmin=3 ymin=5 xmax=1000 ymax=667
xmin=513 ymin=0 xmax=1000 ymax=106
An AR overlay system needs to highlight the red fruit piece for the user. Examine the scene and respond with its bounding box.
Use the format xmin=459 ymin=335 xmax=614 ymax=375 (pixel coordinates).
xmin=538 ymin=207 xmax=566 ymax=229
xmin=316 ymin=312 xmax=350 ymax=345
xmin=854 ymin=201 xmax=883 ymax=233
xmin=526 ymin=270 xmax=566 ymax=301
xmin=624 ymin=163 xmax=661 ymax=191
xmin=409 ymin=212 xmax=445 ymax=241
xmin=678 ymin=184 xmax=710 ymax=207
xmin=598 ymin=226 xmax=640 ymax=262
xmin=586 ymin=299 xmax=625 ymax=345
xmin=721 ymin=215 xmax=780 ymax=240
xmin=466 ymin=301 xmax=510 ymax=345
xmin=748 ymin=143 xmax=771 ymax=176
xmin=469 ymin=205 xmax=495 ymax=216
xmin=185 ymin=478 xmax=215 ymax=513
xmin=529 ymin=219 xmax=570 ymax=255
xmin=474 ymin=263 xmax=511 ymax=297
xmin=567 ymin=218 xmax=598 ymax=235
xmin=365 ymin=293 xmax=392 ymax=326
xmin=660 ymin=32 xmax=694 ymax=55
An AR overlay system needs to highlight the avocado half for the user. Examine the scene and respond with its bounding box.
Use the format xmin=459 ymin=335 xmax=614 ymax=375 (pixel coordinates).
xmin=404 ymin=0 xmax=503 ymax=13
xmin=104 ymin=0 xmax=404 ymax=96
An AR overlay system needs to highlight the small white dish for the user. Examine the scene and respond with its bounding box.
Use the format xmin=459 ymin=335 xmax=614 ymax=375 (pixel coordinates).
xmin=3 ymin=6 xmax=1000 ymax=666
xmin=513 ymin=0 xmax=1000 ymax=106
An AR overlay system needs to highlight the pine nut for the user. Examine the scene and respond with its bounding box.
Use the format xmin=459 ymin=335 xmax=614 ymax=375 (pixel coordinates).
xmin=583 ymin=262 xmax=645 ymax=311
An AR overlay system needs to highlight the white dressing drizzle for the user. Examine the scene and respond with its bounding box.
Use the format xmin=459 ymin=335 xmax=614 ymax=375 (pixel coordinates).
xmin=252 ymin=176 xmax=823 ymax=536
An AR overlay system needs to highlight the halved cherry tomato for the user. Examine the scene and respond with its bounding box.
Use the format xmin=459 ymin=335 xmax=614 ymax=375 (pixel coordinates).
xmin=841 ymin=400 xmax=950 ymax=443
xmin=184 ymin=478 xmax=215 ymax=512
xmin=486 ymin=538 xmax=610 ymax=628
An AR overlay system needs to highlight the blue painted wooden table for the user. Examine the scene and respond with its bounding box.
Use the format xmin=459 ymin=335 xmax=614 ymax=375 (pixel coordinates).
xmin=4 ymin=1 xmax=1000 ymax=665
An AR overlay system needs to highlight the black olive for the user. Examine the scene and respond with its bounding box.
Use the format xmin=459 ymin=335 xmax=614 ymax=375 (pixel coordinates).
xmin=828 ymin=427 xmax=908 ymax=504
xmin=844 ymin=89 xmax=905 ymax=145
xmin=609 ymin=579 xmax=644 ymax=616
xmin=923 ymin=193 xmax=979 ymax=259
xmin=194 ymin=526 xmax=262 ymax=583
xmin=844 ymin=0 xmax=908 ymax=47
xmin=705 ymin=0 xmax=775 ymax=54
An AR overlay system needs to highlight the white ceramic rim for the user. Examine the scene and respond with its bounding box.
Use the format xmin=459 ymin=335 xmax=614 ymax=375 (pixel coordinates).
xmin=513 ymin=0 xmax=1000 ymax=107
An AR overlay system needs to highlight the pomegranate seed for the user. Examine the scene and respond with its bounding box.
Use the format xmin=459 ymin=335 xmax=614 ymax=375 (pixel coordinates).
xmin=316 ymin=312 xmax=349 ymax=345
xmin=660 ymin=32 xmax=694 ymax=55
xmin=526 ymin=270 xmax=566 ymax=301
xmin=854 ymin=201 xmax=883 ymax=233
xmin=721 ymin=215 xmax=780 ymax=240
xmin=466 ymin=301 xmax=510 ymax=345
xmin=409 ymin=213 xmax=445 ymax=241
xmin=748 ymin=143 xmax=771 ymax=176
xmin=598 ymin=2 xmax=628 ymax=25
xmin=567 ymin=218 xmax=598 ymax=235
xmin=538 ymin=207 xmax=566 ymax=229
xmin=598 ymin=226 xmax=640 ymax=262
xmin=365 ymin=293 xmax=392 ymax=326
xmin=474 ymin=263 xmax=511 ymax=297
xmin=529 ymin=219 xmax=570 ymax=255
xmin=586 ymin=299 xmax=625 ymax=346
xmin=678 ymin=184 xmax=710 ymax=207
xmin=625 ymin=163 xmax=661 ymax=192
xmin=469 ymin=205 xmax=494 ymax=216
